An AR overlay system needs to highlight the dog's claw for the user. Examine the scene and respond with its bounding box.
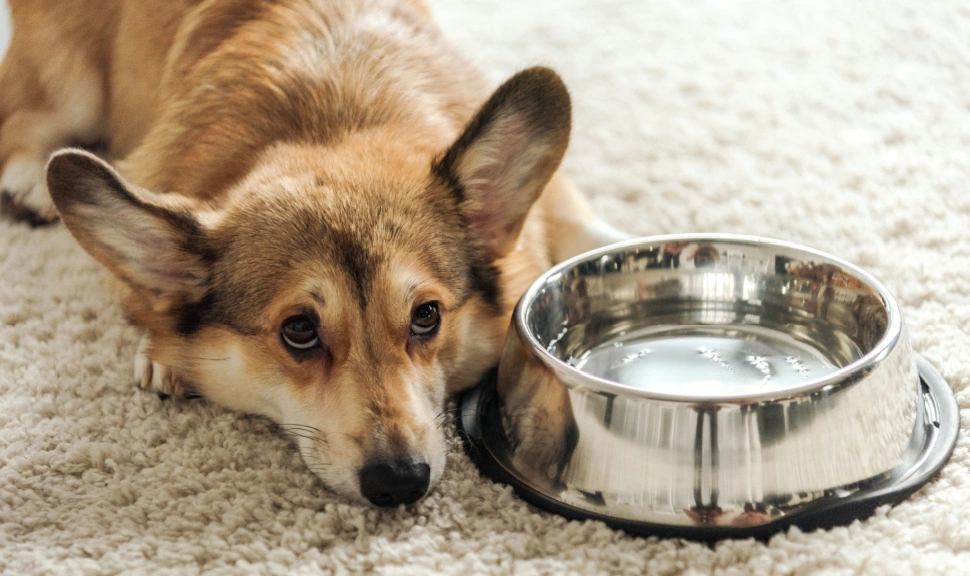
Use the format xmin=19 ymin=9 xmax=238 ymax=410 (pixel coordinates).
xmin=0 ymin=158 xmax=60 ymax=226
xmin=134 ymin=337 xmax=151 ymax=388
xmin=135 ymin=335 xmax=194 ymax=399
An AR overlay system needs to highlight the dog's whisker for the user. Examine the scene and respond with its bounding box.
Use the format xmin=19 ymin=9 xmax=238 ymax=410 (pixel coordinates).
xmin=435 ymin=420 xmax=458 ymax=432
xmin=277 ymin=423 xmax=323 ymax=433
xmin=277 ymin=426 xmax=321 ymax=435
xmin=280 ymin=433 xmax=317 ymax=441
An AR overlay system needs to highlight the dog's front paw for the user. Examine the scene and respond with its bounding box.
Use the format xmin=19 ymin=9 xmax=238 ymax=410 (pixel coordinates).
xmin=134 ymin=335 xmax=199 ymax=400
xmin=0 ymin=156 xmax=59 ymax=226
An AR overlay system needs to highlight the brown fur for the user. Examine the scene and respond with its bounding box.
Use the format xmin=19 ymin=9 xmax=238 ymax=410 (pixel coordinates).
xmin=1 ymin=0 xmax=630 ymax=504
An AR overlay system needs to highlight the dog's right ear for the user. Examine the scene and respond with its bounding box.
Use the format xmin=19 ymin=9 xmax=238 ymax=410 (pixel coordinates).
xmin=46 ymin=149 xmax=209 ymax=311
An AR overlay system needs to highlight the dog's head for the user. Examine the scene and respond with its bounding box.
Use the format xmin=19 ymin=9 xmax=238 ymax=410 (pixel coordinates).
xmin=46 ymin=67 xmax=570 ymax=505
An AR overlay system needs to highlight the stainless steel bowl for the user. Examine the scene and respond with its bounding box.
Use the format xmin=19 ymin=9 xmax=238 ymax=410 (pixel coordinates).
xmin=460 ymin=234 xmax=957 ymax=539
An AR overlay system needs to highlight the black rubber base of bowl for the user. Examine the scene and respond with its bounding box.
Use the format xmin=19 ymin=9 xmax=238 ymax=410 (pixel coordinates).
xmin=457 ymin=355 xmax=958 ymax=542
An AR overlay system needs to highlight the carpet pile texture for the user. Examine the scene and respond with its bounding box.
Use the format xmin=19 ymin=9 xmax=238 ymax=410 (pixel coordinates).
xmin=2 ymin=0 xmax=970 ymax=573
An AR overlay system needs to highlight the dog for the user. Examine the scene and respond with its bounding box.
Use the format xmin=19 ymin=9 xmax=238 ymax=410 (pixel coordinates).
xmin=0 ymin=0 xmax=629 ymax=506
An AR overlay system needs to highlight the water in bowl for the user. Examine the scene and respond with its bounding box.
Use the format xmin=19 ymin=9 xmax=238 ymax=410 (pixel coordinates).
xmin=571 ymin=325 xmax=841 ymax=396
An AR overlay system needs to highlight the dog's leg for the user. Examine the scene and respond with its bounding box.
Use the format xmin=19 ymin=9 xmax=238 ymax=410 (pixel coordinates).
xmin=0 ymin=20 xmax=105 ymax=225
xmin=538 ymin=173 xmax=634 ymax=263
xmin=134 ymin=335 xmax=197 ymax=400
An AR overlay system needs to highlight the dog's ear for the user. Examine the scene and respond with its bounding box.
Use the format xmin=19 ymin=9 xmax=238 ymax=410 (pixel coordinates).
xmin=46 ymin=149 xmax=209 ymax=311
xmin=435 ymin=66 xmax=571 ymax=259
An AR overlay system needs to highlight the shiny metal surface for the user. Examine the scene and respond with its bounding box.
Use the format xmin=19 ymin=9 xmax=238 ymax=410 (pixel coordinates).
xmin=484 ymin=234 xmax=920 ymax=529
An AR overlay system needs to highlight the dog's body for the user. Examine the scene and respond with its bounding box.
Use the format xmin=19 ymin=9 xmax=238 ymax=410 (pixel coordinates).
xmin=0 ymin=0 xmax=627 ymax=505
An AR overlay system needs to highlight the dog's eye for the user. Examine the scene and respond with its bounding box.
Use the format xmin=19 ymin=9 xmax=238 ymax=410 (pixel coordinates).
xmin=410 ymin=302 xmax=440 ymax=336
xmin=281 ymin=315 xmax=320 ymax=350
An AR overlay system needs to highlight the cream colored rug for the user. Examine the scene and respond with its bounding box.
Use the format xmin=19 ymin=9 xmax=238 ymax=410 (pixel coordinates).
xmin=2 ymin=1 xmax=970 ymax=573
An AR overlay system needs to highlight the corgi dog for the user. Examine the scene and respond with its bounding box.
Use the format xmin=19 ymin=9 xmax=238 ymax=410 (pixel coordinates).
xmin=0 ymin=0 xmax=628 ymax=506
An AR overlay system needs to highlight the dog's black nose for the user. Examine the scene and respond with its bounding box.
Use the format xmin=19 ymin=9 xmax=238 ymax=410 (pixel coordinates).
xmin=359 ymin=459 xmax=431 ymax=507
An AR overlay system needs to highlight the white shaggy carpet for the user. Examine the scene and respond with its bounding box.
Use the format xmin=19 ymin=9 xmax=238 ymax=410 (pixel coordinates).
xmin=3 ymin=0 xmax=970 ymax=573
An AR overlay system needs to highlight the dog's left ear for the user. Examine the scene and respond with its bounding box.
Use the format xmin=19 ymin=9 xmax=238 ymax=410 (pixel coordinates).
xmin=434 ymin=67 xmax=571 ymax=259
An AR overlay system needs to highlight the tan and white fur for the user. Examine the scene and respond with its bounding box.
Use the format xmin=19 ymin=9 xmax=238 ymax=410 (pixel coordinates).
xmin=0 ymin=0 xmax=628 ymax=505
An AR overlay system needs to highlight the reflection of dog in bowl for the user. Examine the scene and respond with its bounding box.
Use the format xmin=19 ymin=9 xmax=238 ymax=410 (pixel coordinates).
xmin=496 ymin=335 xmax=579 ymax=492
xmin=691 ymin=244 xmax=720 ymax=267
xmin=788 ymin=263 xmax=889 ymax=351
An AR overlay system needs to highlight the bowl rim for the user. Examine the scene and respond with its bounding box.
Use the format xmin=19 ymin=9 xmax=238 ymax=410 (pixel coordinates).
xmin=515 ymin=233 xmax=905 ymax=403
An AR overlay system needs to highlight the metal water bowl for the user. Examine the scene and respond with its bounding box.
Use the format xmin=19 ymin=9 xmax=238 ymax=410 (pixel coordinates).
xmin=459 ymin=234 xmax=957 ymax=540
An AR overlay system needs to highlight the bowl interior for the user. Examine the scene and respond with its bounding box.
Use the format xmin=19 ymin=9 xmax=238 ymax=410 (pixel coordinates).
xmin=524 ymin=236 xmax=892 ymax=398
